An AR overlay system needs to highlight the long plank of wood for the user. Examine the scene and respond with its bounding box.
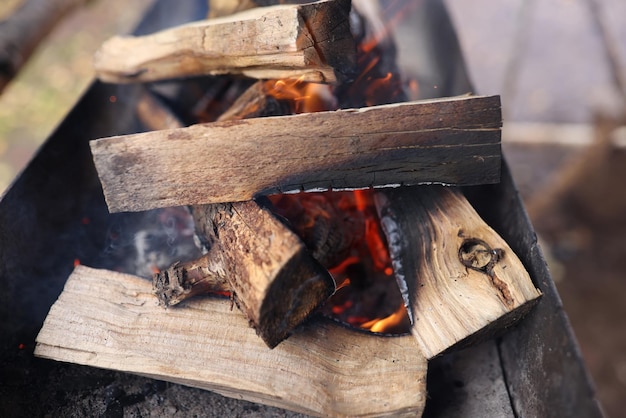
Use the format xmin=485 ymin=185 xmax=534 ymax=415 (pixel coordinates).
xmin=374 ymin=186 xmax=542 ymax=359
xmin=35 ymin=265 xmax=427 ymax=417
xmin=93 ymin=0 xmax=356 ymax=84
xmin=90 ymin=95 xmax=502 ymax=213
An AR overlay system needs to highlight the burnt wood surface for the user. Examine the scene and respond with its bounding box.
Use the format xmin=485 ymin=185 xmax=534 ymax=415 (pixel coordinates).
xmin=375 ymin=185 xmax=541 ymax=360
xmin=90 ymin=95 xmax=502 ymax=213
xmin=0 ymin=0 xmax=602 ymax=416
xmin=139 ymin=84 xmax=336 ymax=349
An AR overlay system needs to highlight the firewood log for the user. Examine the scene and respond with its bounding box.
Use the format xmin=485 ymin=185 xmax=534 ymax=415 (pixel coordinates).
xmin=93 ymin=0 xmax=356 ymax=84
xmin=136 ymin=89 xmax=335 ymax=348
xmin=90 ymin=95 xmax=502 ymax=213
xmin=35 ymin=265 xmax=427 ymax=417
xmin=374 ymin=185 xmax=542 ymax=359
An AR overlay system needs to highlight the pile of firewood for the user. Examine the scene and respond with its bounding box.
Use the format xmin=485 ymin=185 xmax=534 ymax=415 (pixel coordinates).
xmin=35 ymin=1 xmax=542 ymax=416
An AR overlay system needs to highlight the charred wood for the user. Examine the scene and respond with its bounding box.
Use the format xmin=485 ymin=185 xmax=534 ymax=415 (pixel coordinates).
xmin=91 ymin=95 xmax=503 ymax=213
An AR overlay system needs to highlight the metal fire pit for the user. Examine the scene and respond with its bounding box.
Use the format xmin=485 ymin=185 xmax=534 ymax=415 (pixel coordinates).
xmin=0 ymin=0 xmax=602 ymax=416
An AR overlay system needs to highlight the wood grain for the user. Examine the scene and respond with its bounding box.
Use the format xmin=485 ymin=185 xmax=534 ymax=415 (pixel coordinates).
xmin=35 ymin=265 xmax=427 ymax=417
xmin=90 ymin=95 xmax=502 ymax=213
xmin=93 ymin=0 xmax=356 ymax=84
xmin=375 ymin=186 xmax=542 ymax=359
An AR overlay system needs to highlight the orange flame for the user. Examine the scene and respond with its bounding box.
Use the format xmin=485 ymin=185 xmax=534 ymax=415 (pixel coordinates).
xmin=360 ymin=303 xmax=410 ymax=334
xmin=263 ymin=78 xmax=334 ymax=114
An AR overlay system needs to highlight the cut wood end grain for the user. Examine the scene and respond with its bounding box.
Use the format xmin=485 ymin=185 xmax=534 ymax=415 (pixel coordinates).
xmin=375 ymin=186 xmax=542 ymax=359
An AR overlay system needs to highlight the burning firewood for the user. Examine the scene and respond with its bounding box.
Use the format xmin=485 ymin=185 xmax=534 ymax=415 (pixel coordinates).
xmin=159 ymin=200 xmax=335 ymax=349
xmin=135 ymin=88 xmax=335 ymax=349
xmin=89 ymin=94 xmax=502 ymax=213
xmin=375 ymin=186 xmax=542 ymax=359
xmin=93 ymin=0 xmax=356 ymax=84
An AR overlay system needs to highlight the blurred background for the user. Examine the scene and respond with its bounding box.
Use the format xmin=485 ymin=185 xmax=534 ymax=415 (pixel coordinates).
xmin=1 ymin=0 xmax=624 ymax=415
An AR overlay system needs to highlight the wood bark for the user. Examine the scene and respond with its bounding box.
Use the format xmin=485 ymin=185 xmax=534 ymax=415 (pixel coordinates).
xmin=136 ymin=89 xmax=335 ymax=348
xmin=35 ymin=265 xmax=427 ymax=417
xmin=0 ymin=0 xmax=90 ymax=94
xmin=93 ymin=0 xmax=356 ymax=84
xmin=374 ymin=185 xmax=542 ymax=359
xmin=185 ymin=201 xmax=335 ymax=348
xmin=90 ymin=95 xmax=502 ymax=213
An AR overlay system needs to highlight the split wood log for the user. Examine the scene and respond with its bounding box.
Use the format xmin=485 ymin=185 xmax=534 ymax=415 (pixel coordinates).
xmin=90 ymin=95 xmax=502 ymax=213
xmin=374 ymin=185 xmax=542 ymax=359
xmin=35 ymin=265 xmax=428 ymax=417
xmin=136 ymin=89 xmax=335 ymax=348
xmin=93 ymin=0 xmax=356 ymax=85
xmin=156 ymin=200 xmax=335 ymax=348
xmin=0 ymin=0 xmax=91 ymax=94
xmin=216 ymin=80 xmax=293 ymax=121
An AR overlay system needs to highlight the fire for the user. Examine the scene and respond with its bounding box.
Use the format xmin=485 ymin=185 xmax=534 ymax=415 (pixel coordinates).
xmin=263 ymin=78 xmax=335 ymax=113
xmin=361 ymin=304 xmax=411 ymax=334
xmin=270 ymin=190 xmax=410 ymax=335
xmin=257 ymin=2 xmax=418 ymax=335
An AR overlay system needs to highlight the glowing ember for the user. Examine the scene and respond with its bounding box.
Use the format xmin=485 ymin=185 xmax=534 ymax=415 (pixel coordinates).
xmin=269 ymin=190 xmax=410 ymax=335
xmin=263 ymin=78 xmax=335 ymax=113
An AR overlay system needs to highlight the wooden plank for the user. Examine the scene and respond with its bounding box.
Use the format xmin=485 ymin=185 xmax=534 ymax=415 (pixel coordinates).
xmin=375 ymin=185 xmax=541 ymax=359
xmin=90 ymin=95 xmax=502 ymax=213
xmin=35 ymin=265 xmax=427 ymax=418
xmin=93 ymin=0 xmax=356 ymax=84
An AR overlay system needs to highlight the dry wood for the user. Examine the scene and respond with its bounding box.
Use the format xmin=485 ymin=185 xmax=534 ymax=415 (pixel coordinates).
xmin=0 ymin=0 xmax=90 ymax=94
xmin=136 ymin=89 xmax=186 ymax=131
xmin=94 ymin=0 xmax=356 ymax=84
xmin=162 ymin=201 xmax=335 ymax=348
xmin=35 ymin=265 xmax=427 ymax=417
xmin=208 ymin=0 xmax=312 ymax=19
xmin=216 ymin=80 xmax=292 ymax=121
xmin=207 ymin=0 xmax=257 ymax=18
xmin=375 ymin=186 xmax=542 ymax=359
xmin=135 ymin=89 xmax=334 ymax=348
xmin=90 ymin=95 xmax=502 ymax=213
